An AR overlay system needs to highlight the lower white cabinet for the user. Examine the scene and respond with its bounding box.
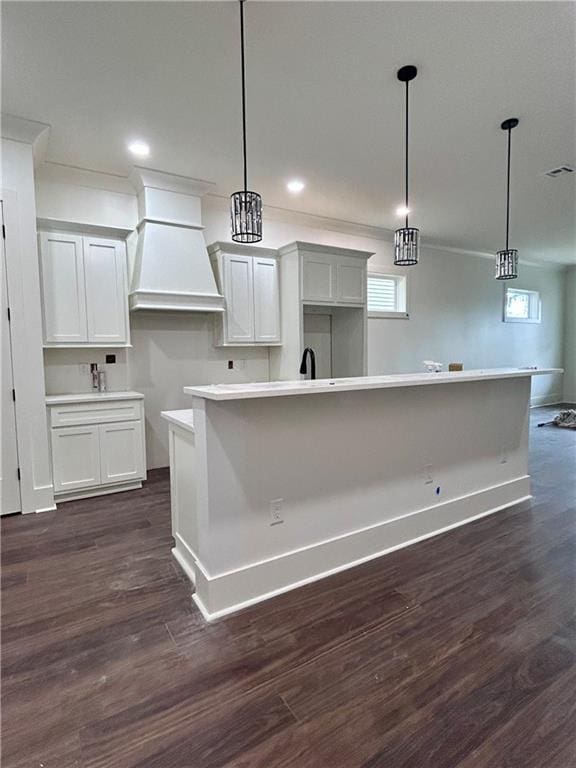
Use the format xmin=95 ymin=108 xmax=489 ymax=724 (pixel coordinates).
xmin=99 ymin=421 xmax=144 ymax=484
xmin=47 ymin=393 xmax=146 ymax=502
xmin=51 ymin=425 xmax=101 ymax=493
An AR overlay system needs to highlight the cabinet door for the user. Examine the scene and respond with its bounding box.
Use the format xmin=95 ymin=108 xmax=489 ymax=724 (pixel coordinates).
xmin=253 ymin=257 xmax=280 ymax=343
xmin=84 ymin=237 xmax=128 ymax=344
xmin=302 ymin=255 xmax=337 ymax=303
xmin=223 ymin=253 xmax=255 ymax=343
xmin=39 ymin=232 xmax=87 ymax=343
xmin=337 ymin=261 xmax=365 ymax=304
xmin=51 ymin=425 xmax=101 ymax=493
xmin=99 ymin=421 xmax=145 ymax=485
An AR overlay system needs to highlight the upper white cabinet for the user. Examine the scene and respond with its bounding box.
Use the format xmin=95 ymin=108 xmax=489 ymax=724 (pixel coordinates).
xmin=253 ymin=256 xmax=281 ymax=343
xmin=39 ymin=231 xmax=130 ymax=347
xmin=208 ymin=243 xmax=281 ymax=347
xmin=301 ymin=248 xmax=367 ymax=305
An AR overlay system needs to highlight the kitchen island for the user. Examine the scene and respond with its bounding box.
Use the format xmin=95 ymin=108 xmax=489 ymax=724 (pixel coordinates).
xmin=163 ymin=367 xmax=560 ymax=620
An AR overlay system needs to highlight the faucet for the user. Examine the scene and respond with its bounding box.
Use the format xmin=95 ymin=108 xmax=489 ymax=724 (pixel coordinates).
xmin=299 ymin=348 xmax=316 ymax=380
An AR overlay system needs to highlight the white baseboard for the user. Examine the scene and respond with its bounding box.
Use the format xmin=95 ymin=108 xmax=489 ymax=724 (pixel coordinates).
xmin=172 ymin=535 xmax=197 ymax=585
xmin=530 ymin=394 xmax=564 ymax=407
xmin=181 ymin=476 xmax=531 ymax=621
xmin=54 ymin=480 xmax=142 ymax=504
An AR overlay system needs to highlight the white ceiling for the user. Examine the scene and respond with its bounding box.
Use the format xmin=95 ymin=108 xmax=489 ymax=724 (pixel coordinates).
xmin=3 ymin=1 xmax=575 ymax=264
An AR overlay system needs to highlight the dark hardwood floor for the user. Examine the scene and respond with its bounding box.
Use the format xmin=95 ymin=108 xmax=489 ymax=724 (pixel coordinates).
xmin=2 ymin=405 xmax=575 ymax=768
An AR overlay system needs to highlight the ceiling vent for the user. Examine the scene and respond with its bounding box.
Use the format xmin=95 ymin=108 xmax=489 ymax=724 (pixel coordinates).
xmin=543 ymin=165 xmax=574 ymax=179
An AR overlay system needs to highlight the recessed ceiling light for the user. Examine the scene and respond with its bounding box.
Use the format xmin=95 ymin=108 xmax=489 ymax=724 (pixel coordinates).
xmin=287 ymin=179 xmax=305 ymax=194
xmin=128 ymin=140 xmax=150 ymax=158
xmin=396 ymin=205 xmax=410 ymax=217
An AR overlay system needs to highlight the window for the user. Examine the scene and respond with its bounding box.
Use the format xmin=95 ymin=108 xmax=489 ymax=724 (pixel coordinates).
xmin=504 ymin=288 xmax=541 ymax=323
xmin=367 ymin=272 xmax=408 ymax=318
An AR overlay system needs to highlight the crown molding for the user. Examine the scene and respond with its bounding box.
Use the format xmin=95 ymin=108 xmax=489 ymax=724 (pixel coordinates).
xmin=204 ymin=194 xmax=565 ymax=269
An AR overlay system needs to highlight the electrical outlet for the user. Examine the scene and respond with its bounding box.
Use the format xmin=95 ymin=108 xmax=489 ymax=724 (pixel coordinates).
xmin=236 ymin=359 xmax=247 ymax=370
xmin=424 ymin=464 xmax=434 ymax=485
xmin=269 ymin=498 xmax=284 ymax=526
xmin=228 ymin=360 xmax=234 ymax=370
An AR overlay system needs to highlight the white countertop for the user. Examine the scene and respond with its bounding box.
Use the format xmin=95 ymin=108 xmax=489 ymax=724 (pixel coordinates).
xmin=161 ymin=409 xmax=195 ymax=433
xmin=184 ymin=367 xmax=562 ymax=402
xmin=46 ymin=391 xmax=144 ymax=405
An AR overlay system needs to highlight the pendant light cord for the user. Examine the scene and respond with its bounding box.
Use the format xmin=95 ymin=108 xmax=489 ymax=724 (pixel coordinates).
xmin=505 ymin=125 xmax=511 ymax=251
xmin=405 ymin=80 xmax=409 ymax=229
xmin=239 ymin=0 xmax=248 ymax=193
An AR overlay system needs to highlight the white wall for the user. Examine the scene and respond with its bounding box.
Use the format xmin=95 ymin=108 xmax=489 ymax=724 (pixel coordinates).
xmin=128 ymin=313 xmax=269 ymax=469
xmin=563 ymin=266 xmax=576 ymax=403
xmin=35 ymin=172 xmax=568 ymax=470
xmin=1 ymin=139 xmax=54 ymax=512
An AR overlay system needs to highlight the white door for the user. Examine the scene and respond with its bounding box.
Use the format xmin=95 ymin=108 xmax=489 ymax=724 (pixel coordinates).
xmin=99 ymin=421 xmax=144 ymax=485
xmin=337 ymin=262 xmax=365 ymax=304
xmin=302 ymin=255 xmax=337 ymax=303
xmin=224 ymin=253 xmax=255 ymax=343
xmin=1 ymin=208 xmax=21 ymax=515
xmin=253 ymin=257 xmax=280 ymax=343
xmin=39 ymin=232 xmax=87 ymax=343
xmin=84 ymin=237 xmax=128 ymax=344
xmin=51 ymin=425 xmax=101 ymax=493
xmin=303 ymin=313 xmax=333 ymax=379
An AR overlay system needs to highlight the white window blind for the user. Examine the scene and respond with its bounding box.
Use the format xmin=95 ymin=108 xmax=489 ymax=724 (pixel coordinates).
xmin=367 ymin=273 xmax=407 ymax=317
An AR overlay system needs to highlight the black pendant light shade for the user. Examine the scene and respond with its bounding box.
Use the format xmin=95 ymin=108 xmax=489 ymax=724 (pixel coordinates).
xmin=395 ymin=65 xmax=419 ymax=266
xmin=231 ymin=190 xmax=262 ymax=243
xmin=495 ymin=117 xmax=519 ymax=280
xmin=230 ymin=0 xmax=262 ymax=242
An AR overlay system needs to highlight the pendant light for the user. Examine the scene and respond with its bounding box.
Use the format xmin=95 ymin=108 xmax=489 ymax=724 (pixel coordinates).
xmin=394 ymin=65 xmax=419 ymax=266
xmin=495 ymin=118 xmax=519 ymax=279
xmin=230 ymin=0 xmax=262 ymax=242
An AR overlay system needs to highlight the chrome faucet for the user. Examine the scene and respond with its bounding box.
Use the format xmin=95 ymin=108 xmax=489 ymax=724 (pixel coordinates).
xmin=299 ymin=348 xmax=316 ymax=380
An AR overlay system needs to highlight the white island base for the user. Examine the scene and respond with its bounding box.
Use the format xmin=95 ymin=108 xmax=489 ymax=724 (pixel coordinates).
xmin=163 ymin=368 xmax=560 ymax=620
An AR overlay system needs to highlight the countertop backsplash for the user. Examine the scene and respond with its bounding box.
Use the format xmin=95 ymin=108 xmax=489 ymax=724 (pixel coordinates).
xmin=43 ymin=348 xmax=129 ymax=395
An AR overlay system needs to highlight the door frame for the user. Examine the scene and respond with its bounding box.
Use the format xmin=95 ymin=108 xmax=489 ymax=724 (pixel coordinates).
xmin=1 ymin=200 xmax=21 ymax=514
xmin=0 ymin=188 xmax=55 ymax=513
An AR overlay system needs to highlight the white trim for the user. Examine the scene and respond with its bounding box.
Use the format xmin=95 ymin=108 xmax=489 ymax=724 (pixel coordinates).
xmin=177 ymin=476 xmax=531 ymax=620
xmin=530 ymin=395 xmax=564 ymax=408
xmin=203 ymin=193 xmax=567 ymax=268
xmin=129 ymin=289 xmax=225 ymax=313
xmin=35 ymin=504 xmax=57 ymax=514
xmin=36 ymin=217 xmax=133 ymax=240
xmin=54 ymin=480 xmax=142 ymax=503
xmin=172 ymin=535 xmax=197 ymax=585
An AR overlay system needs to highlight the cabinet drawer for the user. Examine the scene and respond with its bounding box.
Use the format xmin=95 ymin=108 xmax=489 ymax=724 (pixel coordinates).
xmin=50 ymin=400 xmax=142 ymax=427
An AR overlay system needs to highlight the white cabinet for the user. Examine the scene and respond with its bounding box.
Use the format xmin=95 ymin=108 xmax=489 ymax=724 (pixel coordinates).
xmin=209 ymin=243 xmax=281 ymax=346
xmin=51 ymin=425 xmax=101 ymax=493
xmin=302 ymin=255 xmax=337 ymax=303
xmin=47 ymin=394 xmax=146 ymax=502
xmin=39 ymin=232 xmax=129 ymax=347
xmin=99 ymin=421 xmax=145 ymax=485
xmin=223 ymin=253 xmax=255 ymax=343
xmin=253 ymin=256 xmax=281 ymax=343
xmin=39 ymin=233 xmax=87 ymax=343
xmin=84 ymin=237 xmax=128 ymax=344
xmin=301 ymin=249 xmax=367 ymax=305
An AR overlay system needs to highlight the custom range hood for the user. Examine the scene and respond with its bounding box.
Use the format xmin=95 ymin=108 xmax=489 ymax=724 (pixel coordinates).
xmin=129 ymin=167 xmax=225 ymax=312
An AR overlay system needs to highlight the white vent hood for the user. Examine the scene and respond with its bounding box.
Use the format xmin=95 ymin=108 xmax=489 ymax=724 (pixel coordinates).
xmin=129 ymin=167 xmax=225 ymax=313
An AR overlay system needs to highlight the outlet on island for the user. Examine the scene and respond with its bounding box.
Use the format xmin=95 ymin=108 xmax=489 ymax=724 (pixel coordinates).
xmin=269 ymin=498 xmax=284 ymax=526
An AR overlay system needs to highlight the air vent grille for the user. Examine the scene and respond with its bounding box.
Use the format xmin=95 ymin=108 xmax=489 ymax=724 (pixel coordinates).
xmin=544 ymin=165 xmax=574 ymax=179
